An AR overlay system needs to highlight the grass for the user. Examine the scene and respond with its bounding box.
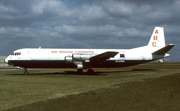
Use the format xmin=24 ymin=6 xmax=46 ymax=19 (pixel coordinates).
xmin=0 ymin=62 xmax=180 ymax=111
xmin=9 ymin=73 xmax=180 ymax=111
xmin=0 ymin=56 xmax=6 ymax=63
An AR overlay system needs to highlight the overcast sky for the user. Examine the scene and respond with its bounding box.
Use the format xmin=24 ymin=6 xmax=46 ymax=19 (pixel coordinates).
xmin=0 ymin=0 xmax=179 ymax=61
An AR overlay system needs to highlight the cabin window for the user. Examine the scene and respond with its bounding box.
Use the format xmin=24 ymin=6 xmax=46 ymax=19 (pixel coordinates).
xmin=120 ymin=54 xmax=125 ymax=58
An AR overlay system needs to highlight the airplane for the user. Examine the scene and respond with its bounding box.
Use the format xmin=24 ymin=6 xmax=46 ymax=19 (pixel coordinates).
xmin=4 ymin=27 xmax=175 ymax=75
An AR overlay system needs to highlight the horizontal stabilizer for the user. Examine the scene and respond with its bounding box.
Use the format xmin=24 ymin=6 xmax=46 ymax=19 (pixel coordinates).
xmin=90 ymin=51 xmax=119 ymax=62
xmin=152 ymin=44 xmax=175 ymax=55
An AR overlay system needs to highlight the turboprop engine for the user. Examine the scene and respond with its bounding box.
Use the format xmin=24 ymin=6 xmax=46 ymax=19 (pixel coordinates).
xmin=72 ymin=54 xmax=94 ymax=61
xmin=65 ymin=54 xmax=94 ymax=63
xmin=64 ymin=56 xmax=73 ymax=63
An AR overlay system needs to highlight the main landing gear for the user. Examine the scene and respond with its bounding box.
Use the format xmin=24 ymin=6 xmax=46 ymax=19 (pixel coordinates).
xmin=87 ymin=68 xmax=94 ymax=74
xmin=76 ymin=68 xmax=95 ymax=74
xmin=77 ymin=69 xmax=83 ymax=73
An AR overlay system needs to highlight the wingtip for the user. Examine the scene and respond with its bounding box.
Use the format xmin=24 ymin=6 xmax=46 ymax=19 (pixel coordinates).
xmin=168 ymin=44 xmax=175 ymax=46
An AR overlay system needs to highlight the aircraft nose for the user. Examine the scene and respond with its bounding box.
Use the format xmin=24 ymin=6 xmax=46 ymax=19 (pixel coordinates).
xmin=4 ymin=57 xmax=9 ymax=63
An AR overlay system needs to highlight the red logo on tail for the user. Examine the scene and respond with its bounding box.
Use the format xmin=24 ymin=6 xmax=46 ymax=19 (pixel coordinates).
xmin=153 ymin=36 xmax=158 ymax=40
xmin=152 ymin=42 xmax=156 ymax=47
xmin=155 ymin=30 xmax=158 ymax=34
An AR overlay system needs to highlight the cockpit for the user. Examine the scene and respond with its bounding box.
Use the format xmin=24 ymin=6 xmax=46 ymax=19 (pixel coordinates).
xmin=11 ymin=52 xmax=21 ymax=56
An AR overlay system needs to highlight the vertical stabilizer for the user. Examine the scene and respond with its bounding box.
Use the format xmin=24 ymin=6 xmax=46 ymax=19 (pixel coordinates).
xmin=148 ymin=27 xmax=165 ymax=52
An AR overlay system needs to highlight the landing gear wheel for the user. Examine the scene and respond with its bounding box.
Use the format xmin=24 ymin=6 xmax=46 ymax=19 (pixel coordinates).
xmin=77 ymin=69 xmax=83 ymax=74
xmin=24 ymin=68 xmax=29 ymax=75
xmin=87 ymin=68 xmax=94 ymax=74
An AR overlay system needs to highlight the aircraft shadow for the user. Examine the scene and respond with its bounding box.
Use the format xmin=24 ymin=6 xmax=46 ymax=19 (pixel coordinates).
xmin=1 ymin=69 xmax=156 ymax=76
xmin=4 ymin=71 xmax=106 ymax=76
xmin=28 ymin=69 xmax=156 ymax=76
xmin=132 ymin=69 xmax=156 ymax=71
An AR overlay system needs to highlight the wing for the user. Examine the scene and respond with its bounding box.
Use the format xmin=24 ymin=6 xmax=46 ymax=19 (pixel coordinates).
xmin=90 ymin=51 xmax=119 ymax=62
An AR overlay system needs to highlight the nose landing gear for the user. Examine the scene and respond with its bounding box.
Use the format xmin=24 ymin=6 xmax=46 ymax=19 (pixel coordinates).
xmin=24 ymin=68 xmax=29 ymax=75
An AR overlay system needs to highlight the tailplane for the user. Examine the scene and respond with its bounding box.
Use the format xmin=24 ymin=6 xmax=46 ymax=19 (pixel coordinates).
xmin=152 ymin=44 xmax=175 ymax=55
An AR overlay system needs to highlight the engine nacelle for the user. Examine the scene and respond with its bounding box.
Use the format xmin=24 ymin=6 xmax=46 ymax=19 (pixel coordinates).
xmin=65 ymin=56 xmax=73 ymax=63
xmin=72 ymin=54 xmax=93 ymax=61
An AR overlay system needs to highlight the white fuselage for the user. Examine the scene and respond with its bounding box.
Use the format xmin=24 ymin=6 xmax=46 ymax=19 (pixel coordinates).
xmin=5 ymin=47 xmax=163 ymax=69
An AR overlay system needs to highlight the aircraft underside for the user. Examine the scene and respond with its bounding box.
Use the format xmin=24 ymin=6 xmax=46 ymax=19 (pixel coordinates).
xmin=8 ymin=60 xmax=152 ymax=69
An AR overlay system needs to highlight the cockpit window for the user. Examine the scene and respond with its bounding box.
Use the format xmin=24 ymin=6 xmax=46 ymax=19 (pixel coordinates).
xmin=11 ymin=52 xmax=21 ymax=56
